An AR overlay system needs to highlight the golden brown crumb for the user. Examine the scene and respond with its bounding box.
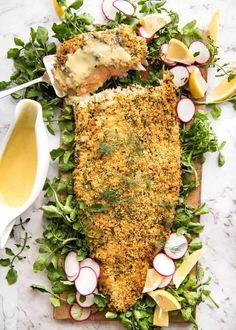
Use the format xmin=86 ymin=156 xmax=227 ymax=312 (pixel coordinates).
xmin=71 ymin=75 xmax=181 ymax=312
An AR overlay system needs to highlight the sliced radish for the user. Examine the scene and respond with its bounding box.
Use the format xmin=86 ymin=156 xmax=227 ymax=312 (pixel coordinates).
xmin=67 ymin=272 xmax=79 ymax=282
xmin=186 ymin=65 xmax=199 ymax=74
xmin=76 ymin=289 xmax=98 ymax=308
xmin=164 ymin=233 xmax=188 ymax=260
xmin=75 ymin=266 xmax=97 ymax=296
xmin=102 ymin=0 xmax=134 ymax=20
xmin=65 ymin=251 xmax=80 ymax=278
xmin=160 ymin=44 xmax=176 ymax=66
xmin=80 ymin=258 xmax=100 ymax=278
xmin=158 ymin=275 xmax=173 ymax=288
xmin=70 ymin=304 xmax=91 ymax=321
xmin=137 ymin=26 xmax=154 ymax=41
xmin=189 ymin=40 xmax=210 ymax=64
xmin=153 ymin=253 xmax=175 ymax=277
xmin=169 ymin=66 xmax=189 ymax=87
xmin=176 ymin=98 xmax=195 ymax=123
xmin=102 ymin=0 xmax=117 ymax=20
xmin=113 ymin=0 xmax=135 ymax=16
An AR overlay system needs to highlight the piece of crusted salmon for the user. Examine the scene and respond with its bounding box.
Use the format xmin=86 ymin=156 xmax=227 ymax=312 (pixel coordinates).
xmin=54 ymin=25 xmax=147 ymax=96
xmin=70 ymin=75 xmax=181 ymax=312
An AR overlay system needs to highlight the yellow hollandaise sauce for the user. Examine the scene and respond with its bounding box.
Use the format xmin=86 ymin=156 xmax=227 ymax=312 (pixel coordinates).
xmin=0 ymin=107 xmax=37 ymax=208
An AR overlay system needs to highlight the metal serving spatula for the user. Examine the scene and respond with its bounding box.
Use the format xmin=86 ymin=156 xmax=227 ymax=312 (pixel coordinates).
xmin=0 ymin=55 xmax=66 ymax=99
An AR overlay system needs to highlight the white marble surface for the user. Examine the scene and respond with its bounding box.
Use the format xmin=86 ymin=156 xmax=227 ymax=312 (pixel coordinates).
xmin=0 ymin=0 xmax=236 ymax=329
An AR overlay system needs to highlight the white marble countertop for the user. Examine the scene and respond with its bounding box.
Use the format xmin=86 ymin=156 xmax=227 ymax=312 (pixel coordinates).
xmin=0 ymin=0 xmax=236 ymax=329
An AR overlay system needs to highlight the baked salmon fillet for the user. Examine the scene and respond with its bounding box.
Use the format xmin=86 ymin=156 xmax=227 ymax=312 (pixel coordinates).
xmin=71 ymin=75 xmax=181 ymax=312
xmin=54 ymin=25 xmax=147 ymax=96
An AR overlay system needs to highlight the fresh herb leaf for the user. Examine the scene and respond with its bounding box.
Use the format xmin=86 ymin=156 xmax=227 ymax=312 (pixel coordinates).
xmin=49 ymin=296 xmax=61 ymax=307
xmin=50 ymin=148 xmax=64 ymax=161
xmin=218 ymin=152 xmax=225 ymax=167
xmin=67 ymin=292 xmax=76 ymax=305
xmin=105 ymin=311 xmax=118 ymax=319
xmin=188 ymin=237 xmax=202 ymax=252
xmin=0 ymin=81 xmax=11 ymax=90
xmin=181 ymin=20 xmax=202 ymax=45
xmin=210 ymin=104 xmax=222 ymax=120
xmin=14 ymin=37 xmax=24 ymax=47
xmin=33 ymin=256 xmax=48 ymax=273
xmin=5 ymin=247 xmax=14 ymax=256
xmin=94 ymin=293 xmax=107 ymax=309
xmin=6 ymin=268 xmax=17 ymax=285
xmin=0 ymin=258 xmax=11 ymax=267
xmin=69 ymin=0 xmax=83 ymax=10
xmin=7 ymin=48 xmax=20 ymax=58
xmin=36 ymin=26 xmax=48 ymax=45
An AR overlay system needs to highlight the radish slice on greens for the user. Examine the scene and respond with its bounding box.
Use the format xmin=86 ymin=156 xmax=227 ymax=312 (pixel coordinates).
xmin=169 ymin=66 xmax=189 ymax=87
xmin=153 ymin=253 xmax=175 ymax=276
xmin=70 ymin=304 xmax=91 ymax=321
xmin=189 ymin=40 xmax=210 ymax=64
xmin=137 ymin=26 xmax=154 ymax=41
xmin=158 ymin=274 xmax=173 ymax=288
xmin=102 ymin=0 xmax=134 ymax=20
xmin=113 ymin=0 xmax=135 ymax=16
xmin=102 ymin=0 xmax=117 ymax=20
xmin=80 ymin=258 xmax=101 ymax=278
xmin=160 ymin=44 xmax=176 ymax=66
xmin=164 ymin=233 xmax=188 ymax=260
xmin=65 ymin=251 xmax=80 ymax=277
xmin=176 ymin=98 xmax=195 ymax=123
xmin=76 ymin=289 xmax=98 ymax=308
xmin=67 ymin=272 xmax=79 ymax=282
xmin=75 ymin=266 xmax=97 ymax=296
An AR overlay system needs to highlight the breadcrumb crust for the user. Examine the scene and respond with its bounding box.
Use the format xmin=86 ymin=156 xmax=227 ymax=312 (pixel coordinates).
xmin=71 ymin=75 xmax=181 ymax=312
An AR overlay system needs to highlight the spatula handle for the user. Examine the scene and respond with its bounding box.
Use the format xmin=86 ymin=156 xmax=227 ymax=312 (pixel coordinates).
xmin=0 ymin=76 xmax=43 ymax=99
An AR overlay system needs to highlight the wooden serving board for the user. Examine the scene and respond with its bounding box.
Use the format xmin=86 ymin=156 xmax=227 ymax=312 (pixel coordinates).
xmin=54 ymin=30 xmax=207 ymax=322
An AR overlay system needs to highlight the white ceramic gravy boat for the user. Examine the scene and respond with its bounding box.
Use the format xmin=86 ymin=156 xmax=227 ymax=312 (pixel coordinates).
xmin=0 ymin=99 xmax=50 ymax=248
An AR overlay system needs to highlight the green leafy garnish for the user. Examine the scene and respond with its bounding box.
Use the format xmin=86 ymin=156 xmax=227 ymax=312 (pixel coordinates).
xmin=0 ymin=224 xmax=31 ymax=285
xmin=210 ymin=104 xmax=222 ymax=120
xmin=181 ymin=20 xmax=202 ymax=45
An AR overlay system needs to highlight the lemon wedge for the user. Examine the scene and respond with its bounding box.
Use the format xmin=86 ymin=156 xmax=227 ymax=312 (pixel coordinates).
xmin=173 ymin=248 xmax=204 ymax=288
xmin=153 ymin=305 xmax=169 ymax=327
xmin=206 ymin=73 xmax=236 ymax=103
xmin=166 ymin=38 xmax=195 ymax=65
xmin=140 ymin=13 xmax=171 ymax=36
xmin=148 ymin=289 xmax=181 ymax=312
xmin=143 ymin=268 xmax=163 ymax=293
xmin=209 ymin=10 xmax=220 ymax=44
xmin=189 ymin=68 xmax=208 ymax=98
xmin=53 ymin=0 xmax=65 ymax=19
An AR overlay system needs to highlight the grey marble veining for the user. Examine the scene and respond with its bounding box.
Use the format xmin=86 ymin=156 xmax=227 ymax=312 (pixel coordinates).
xmin=0 ymin=0 xmax=236 ymax=329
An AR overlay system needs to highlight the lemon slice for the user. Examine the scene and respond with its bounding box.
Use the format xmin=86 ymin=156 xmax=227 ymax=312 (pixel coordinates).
xmin=173 ymin=248 xmax=204 ymax=288
xmin=189 ymin=68 xmax=208 ymax=98
xmin=53 ymin=0 xmax=65 ymax=19
xmin=143 ymin=268 xmax=163 ymax=293
xmin=140 ymin=13 xmax=171 ymax=35
xmin=148 ymin=289 xmax=181 ymax=312
xmin=153 ymin=305 xmax=169 ymax=327
xmin=209 ymin=10 xmax=220 ymax=44
xmin=166 ymin=39 xmax=195 ymax=65
xmin=206 ymin=73 xmax=236 ymax=103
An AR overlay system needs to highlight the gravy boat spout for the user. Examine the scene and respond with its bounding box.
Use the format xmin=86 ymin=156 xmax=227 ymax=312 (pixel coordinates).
xmin=0 ymin=99 xmax=50 ymax=249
